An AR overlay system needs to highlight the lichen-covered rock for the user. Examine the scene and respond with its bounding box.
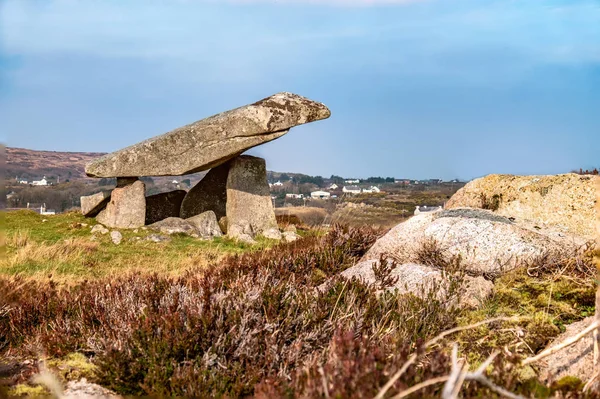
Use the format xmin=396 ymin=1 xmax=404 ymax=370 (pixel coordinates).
xmin=148 ymin=217 xmax=200 ymax=237
xmin=96 ymin=179 xmax=146 ymax=229
xmin=145 ymin=190 xmax=186 ymax=225
xmin=81 ymin=191 xmax=111 ymax=217
xmin=446 ymin=174 xmax=598 ymax=239
xmin=228 ymin=219 xmax=256 ymax=244
xmin=226 ymin=156 xmax=279 ymax=237
xmin=110 ymin=231 xmax=122 ymax=245
xmin=262 ymin=227 xmax=283 ymax=240
xmin=341 ymin=259 xmax=493 ymax=308
xmin=91 ymin=224 xmax=109 ymax=235
xmin=186 ymin=211 xmax=222 ymax=238
xmin=180 ymin=162 xmax=229 ymax=220
xmin=363 ymin=208 xmax=586 ymax=275
xmin=85 ymin=92 xmax=330 ymax=178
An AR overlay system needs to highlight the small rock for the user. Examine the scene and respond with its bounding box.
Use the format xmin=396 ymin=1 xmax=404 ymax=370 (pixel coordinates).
xmin=91 ymin=225 xmax=109 ymax=235
xmin=81 ymin=223 xmax=88 ymax=227
xmin=283 ymin=224 xmax=297 ymax=233
xmin=64 ymin=378 xmax=120 ymax=399
xmin=146 ymin=234 xmax=172 ymax=243
xmin=148 ymin=217 xmax=199 ymax=237
xmin=133 ymin=229 xmax=138 ymax=233
xmin=263 ymin=227 xmax=282 ymax=240
xmin=42 ymin=219 xmax=48 ymax=223
xmin=110 ymin=231 xmax=123 ymax=245
xmin=228 ymin=220 xmax=255 ymax=242
xmin=282 ymin=231 xmax=300 ymax=242
xmin=218 ymin=216 xmax=228 ymax=234
xmin=187 ymin=211 xmax=222 ymax=238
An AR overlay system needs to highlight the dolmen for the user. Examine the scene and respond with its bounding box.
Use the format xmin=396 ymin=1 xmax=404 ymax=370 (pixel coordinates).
xmin=81 ymin=92 xmax=330 ymax=242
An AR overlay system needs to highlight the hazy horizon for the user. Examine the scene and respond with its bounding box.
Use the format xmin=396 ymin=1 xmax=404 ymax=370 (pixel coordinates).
xmin=1 ymin=0 xmax=598 ymax=181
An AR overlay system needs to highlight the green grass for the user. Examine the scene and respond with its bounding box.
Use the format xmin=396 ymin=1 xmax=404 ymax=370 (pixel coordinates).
xmin=1 ymin=210 xmax=277 ymax=281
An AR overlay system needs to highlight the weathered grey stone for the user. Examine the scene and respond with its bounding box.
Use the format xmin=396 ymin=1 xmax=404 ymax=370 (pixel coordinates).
xmin=284 ymin=224 xmax=297 ymax=233
xmin=91 ymin=224 xmax=109 ymax=235
xmin=96 ymin=180 xmax=146 ymax=229
xmin=226 ymin=156 xmax=278 ymax=237
xmin=218 ymin=217 xmax=228 ymax=234
xmin=81 ymin=191 xmax=111 ymax=217
xmin=180 ymin=162 xmax=229 ymax=219
xmin=362 ymin=208 xmax=586 ymax=275
xmin=110 ymin=231 xmax=123 ymax=245
xmin=282 ymin=230 xmax=300 ymax=242
xmin=228 ymin=220 xmax=256 ymax=244
xmin=146 ymin=234 xmax=172 ymax=243
xmin=85 ymin=92 xmax=331 ymax=178
xmin=186 ymin=211 xmax=222 ymax=238
xmin=148 ymin=217 xmax=199 ymax=237
xmin=341 ymin=260 xmax=493 ymax=308
xmin=539 ymin=317 xmax=594 ymax=383
xmin=263 ymin=227 xmax=282 ymax=240
xmin=145 ymin=190 xmax=187 ymax=225
xmin=64 ymin=378 xmax=120 ymax=399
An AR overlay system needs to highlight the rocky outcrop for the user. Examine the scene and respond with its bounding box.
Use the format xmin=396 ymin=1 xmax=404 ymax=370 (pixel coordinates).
xmin=145 ymin=190 xmax=187 ymax=225
xmin=180 ymin=162 xmax=229 ymax=220
xmin=362 ymin=208 xmax=585 ymax=275
xmin=226 ymin=155 xmax=278 ymax=238
xmin=341 ymin=259 xmax=493 ymax=308
xmin=85 ymin=92 xmax=330 ymax=178
xmin=446 ymin=174 xmax=598 ymax=239
xmin=96 ymin=179 xmax=146 ymax=229
xmin=81 ymin=191 xmax=110 ymax=217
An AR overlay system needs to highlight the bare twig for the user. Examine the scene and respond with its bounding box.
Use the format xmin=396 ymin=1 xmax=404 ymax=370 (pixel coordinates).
xmin=390 ymin=376 xmax=450 ymax=399
xmin=522 ymin=320 xmax=600 ymax=366
xmin=374 ymin=317 xmax=521 ymax=399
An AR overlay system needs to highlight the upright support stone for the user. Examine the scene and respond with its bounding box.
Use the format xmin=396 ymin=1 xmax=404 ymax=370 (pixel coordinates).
xmin=180 ymin=163 xmax=229 ymax=220
xmin=226 ymin=156 xmax=278 ymax=238
xmin=96 ymin=178 xmax=146 ymax=228
xmin=145 ymin=190 xmax=186 ymax=225
xmin=81 ymin=191 xmax=111 ymax=217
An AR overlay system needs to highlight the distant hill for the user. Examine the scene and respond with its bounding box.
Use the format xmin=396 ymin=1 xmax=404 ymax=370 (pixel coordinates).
xmin=6 ymin=147 xmax=106 ymax=182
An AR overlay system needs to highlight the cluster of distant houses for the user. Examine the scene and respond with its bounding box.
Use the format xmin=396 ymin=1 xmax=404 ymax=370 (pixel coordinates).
xmin=272 ymin=180 xmax=382 ymax=201
xmin=16 ymin=176 xmax=51 ymax=186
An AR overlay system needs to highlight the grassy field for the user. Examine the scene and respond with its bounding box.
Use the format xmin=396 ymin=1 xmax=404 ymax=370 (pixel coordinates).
xmin=1 ymin=211 xmax=598 ymax=398
xmin=1 ymin=210 xmax=273 ymax=282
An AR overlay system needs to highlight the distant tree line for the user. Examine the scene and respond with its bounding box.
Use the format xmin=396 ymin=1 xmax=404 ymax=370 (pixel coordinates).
xmin=573 ymin=168 xmax=599 ymax=175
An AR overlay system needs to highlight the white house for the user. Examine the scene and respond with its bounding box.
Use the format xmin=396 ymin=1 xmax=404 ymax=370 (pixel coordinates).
xmin=363 ymin=186 xmax=380 ymax=194
xmin=342 ymin=185 xmax=362 ymax=194
xmin=272 ymin=181 xmax=284 ymax=187
xmin=31 ymin=176 xmax=49 ymax=186
xmin=311 ymin=190 xmax=331 ymax=199
xmin=286 ymin=193 xmax=304 ymax=199
xmin=40 ymin=204 xmax=56 ymax=215
xmin=345 ymin=179 xmax=360 ymax=184
xmin=18 ymin=179 xmax=28 ymax=184
xmin=328 ymin=183 xmax=339 ymax=190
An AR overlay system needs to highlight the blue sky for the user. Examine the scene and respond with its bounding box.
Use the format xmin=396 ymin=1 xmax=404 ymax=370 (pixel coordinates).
xmin=1 ymin=0 xmax=598 ymax=180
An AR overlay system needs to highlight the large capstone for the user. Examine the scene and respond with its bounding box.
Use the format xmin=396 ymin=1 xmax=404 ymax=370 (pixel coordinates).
xmin=96 ymin=178 xmax=146 ymax=229
xmin=226 ymin=155 xmax=278 ymax=238
xmin=85 ymin=92 xmax=330 ymax=178
xmin=145 ymin=190 xmax=187 ymax=225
